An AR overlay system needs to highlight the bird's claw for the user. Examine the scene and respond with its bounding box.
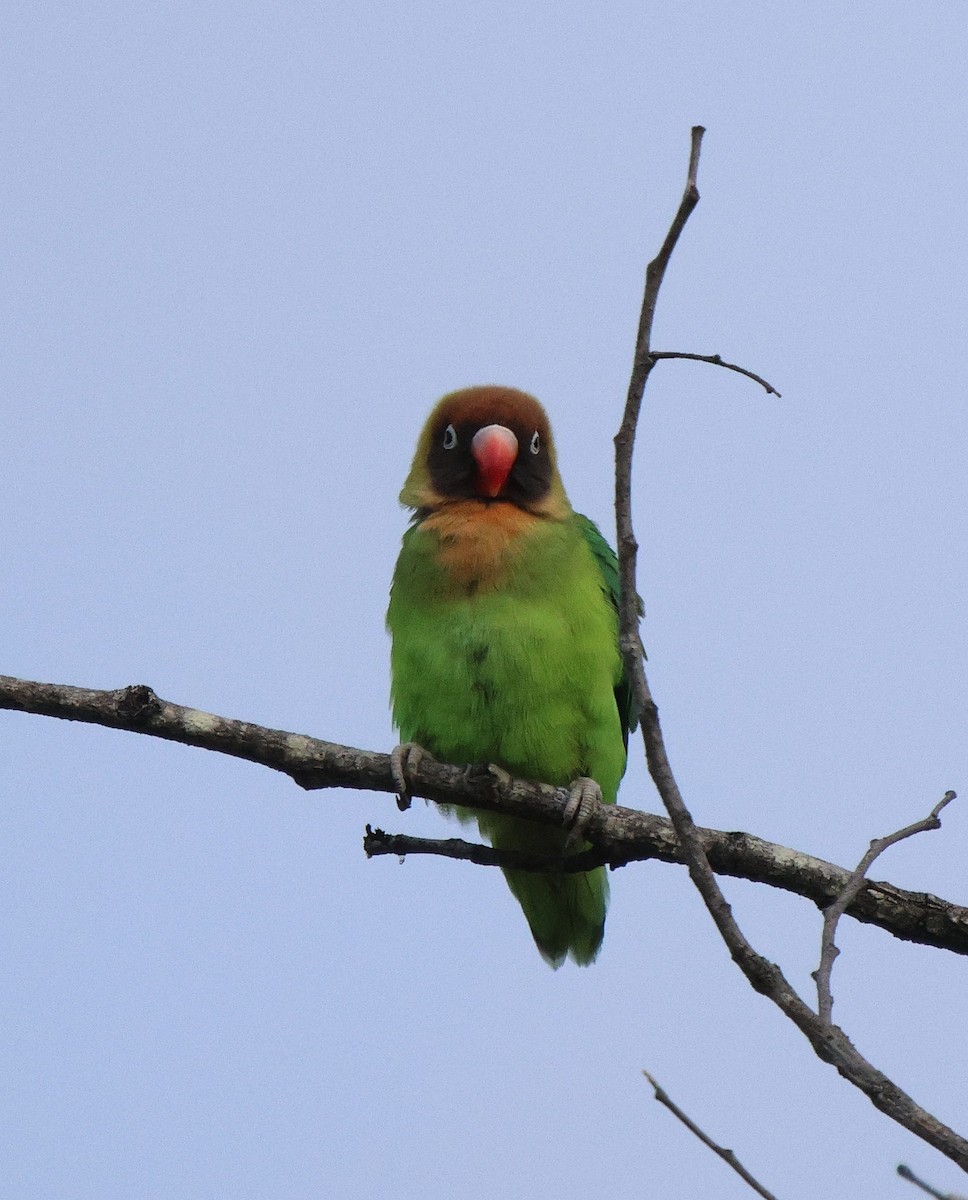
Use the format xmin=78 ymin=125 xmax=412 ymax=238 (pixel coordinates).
xmin=390 ymin=742 xmax=428 ymax=811
xmin=486 ymin=762 xmax=514 ymax=796
xmin=563 ymin=776 xmax=603 ymax=848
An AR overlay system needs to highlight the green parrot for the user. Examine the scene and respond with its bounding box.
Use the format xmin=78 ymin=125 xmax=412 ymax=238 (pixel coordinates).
xmin=387 ymin=385 xmax=634 ymax=967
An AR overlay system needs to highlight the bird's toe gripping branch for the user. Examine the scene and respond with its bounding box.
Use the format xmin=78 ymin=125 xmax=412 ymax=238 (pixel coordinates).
xmin=485 ymin=762 xmax=514 ymax=792
xmin=563 ymin=776 xmax=603 ymax=848
xmin=390 ymin=742 xmax=428 ymax=811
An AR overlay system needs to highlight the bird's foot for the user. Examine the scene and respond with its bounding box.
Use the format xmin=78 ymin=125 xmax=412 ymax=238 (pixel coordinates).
xmin=486 ymin=762 xmax=514 ymax=796
xmin=390 ymin=742 xmax=430 ymax=811
xmin=563 ymin=776 xmax=603 ymax=848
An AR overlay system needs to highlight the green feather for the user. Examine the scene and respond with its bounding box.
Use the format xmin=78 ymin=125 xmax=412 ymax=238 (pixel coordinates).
xmin=388 ymin=507 xmax=631 ymax=967
xmin=572 ymin=513 xmax=639 ymax=747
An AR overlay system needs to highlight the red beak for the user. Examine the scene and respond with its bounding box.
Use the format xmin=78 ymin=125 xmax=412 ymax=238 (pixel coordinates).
xmin=471 ymin=424 xmax=519 ymax=497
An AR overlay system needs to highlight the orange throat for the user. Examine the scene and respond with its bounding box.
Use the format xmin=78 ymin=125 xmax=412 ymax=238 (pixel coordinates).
xmin=421 ymin=499 xmax=541 ymax=592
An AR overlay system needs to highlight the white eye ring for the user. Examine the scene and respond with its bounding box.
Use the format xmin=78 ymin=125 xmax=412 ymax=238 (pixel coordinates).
xmin=529 ymin=431 xmax=540 ymax=455
xmin=442 ymin=424 xmax=457 ymax=449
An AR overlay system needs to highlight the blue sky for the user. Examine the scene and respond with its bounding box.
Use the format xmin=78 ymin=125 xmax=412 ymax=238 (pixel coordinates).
xmin=2 ymin=3 xmax=967 ymax=1197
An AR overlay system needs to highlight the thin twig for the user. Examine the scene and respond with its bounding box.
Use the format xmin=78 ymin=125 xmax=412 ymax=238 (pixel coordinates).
xmin=613 ymin=129 xmax=968 ymax=1170
xmin=898 ymin=1162 xmax=968 ymax=1200
xmin=644 ymin=1072 xmax=779 ymax=1200
xmin=614 ymin=124 xmax=706 ymax=722
xmin=364 ymin=827 xmax=609 ymax=872
xmin=814 ymin=792 xmax=957 ymax=1023
xmin=649 ymin=351 xmax=781 ymax=396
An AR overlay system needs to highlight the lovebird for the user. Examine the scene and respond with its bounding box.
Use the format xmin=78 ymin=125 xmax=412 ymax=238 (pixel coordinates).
xmin=387 ymin=385 xmax=634 ymax=967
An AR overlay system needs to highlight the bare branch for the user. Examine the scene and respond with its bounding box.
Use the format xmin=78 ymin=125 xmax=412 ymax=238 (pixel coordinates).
xmin=613 ymin=130 xmax=968 ymax=1170
xmin=814 ymin=792 xmax=957 ymax=1023
xmin=2 ymin=672 xmax=967 ymax=958
xmin=649 ymin=351 xmax=781 ymax=396
xmin=643 ymin=1072 xmax=779 ymax=1200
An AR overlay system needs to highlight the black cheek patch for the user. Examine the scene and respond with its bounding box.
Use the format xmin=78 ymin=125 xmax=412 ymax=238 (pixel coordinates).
xmin=504 ymin=446 xmax=553 ymax=506
xmin=426 ymin=422 xmax=477 ymax=498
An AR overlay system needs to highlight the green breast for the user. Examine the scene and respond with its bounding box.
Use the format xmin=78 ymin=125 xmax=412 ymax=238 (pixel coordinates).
xmin=387 ymin=513 xmax=626 ymax=803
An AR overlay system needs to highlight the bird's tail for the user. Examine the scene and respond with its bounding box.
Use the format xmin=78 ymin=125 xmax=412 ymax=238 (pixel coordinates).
xmin=478 ymin=813 xmax=608 ymax=968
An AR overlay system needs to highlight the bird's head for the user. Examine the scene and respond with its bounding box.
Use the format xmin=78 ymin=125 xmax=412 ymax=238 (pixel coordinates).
xmin=400 ymin=385 xmax=571 ymax=519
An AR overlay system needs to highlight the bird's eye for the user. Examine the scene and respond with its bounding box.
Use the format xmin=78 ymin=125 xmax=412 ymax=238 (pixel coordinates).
xmin=442 ymin=424 xmax=457 ymax=449
xmin=529 ymin=431 xmax=541 ymax=455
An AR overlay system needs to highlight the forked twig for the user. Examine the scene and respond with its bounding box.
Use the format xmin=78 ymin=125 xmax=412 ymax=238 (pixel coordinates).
xmin=814 ymin=792 xmax=956 ymax=1023
xmin=615 ymin=128 xmax=968 ymax=1171
xmin=644 ymin=1072 xmax=779 ymax=1200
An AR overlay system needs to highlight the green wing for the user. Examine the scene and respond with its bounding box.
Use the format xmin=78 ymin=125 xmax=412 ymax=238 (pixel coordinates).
xmin=573 ymin=513 xmax=640 ymax=747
